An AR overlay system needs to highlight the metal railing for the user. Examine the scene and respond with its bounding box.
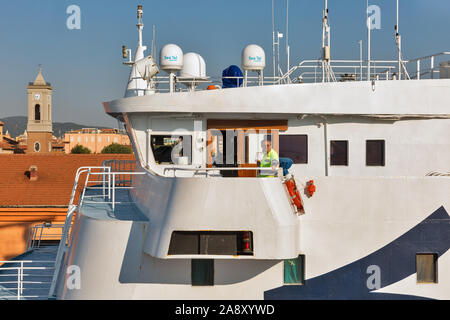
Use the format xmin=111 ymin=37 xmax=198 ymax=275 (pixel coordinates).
xmin=405 ymin=52 xmax=450 ymax=80
xmin=26 ymin=223 xmax=65 ymax=251
xmin=48 ymin=164 xmax=143 ymax=298
xmin=134 ymin=51 xmax=450 ymax=92
xmin=163 ymin=166 xmax=282 ymax=178
xmin=0 ymin=260 xmax=55 ymax=300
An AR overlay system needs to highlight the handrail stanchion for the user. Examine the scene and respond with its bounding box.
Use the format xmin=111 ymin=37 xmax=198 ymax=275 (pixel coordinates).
xmin=417 ymin=60 xmax=421 ymax=80
xmin=431 ymin=56 xmax=435 ymax=79
xmin=37 ymin=225 xmax=44 ymax=248
xmin=17 ymin=265 xmax=21 ymax=300
xmin=20 ymin=261 xmax=24 ymax=296
xmin=112 ymin=173 xmax=116 ymax=211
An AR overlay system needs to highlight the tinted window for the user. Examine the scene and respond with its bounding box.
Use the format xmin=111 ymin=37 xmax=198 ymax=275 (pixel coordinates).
xmin=366 ymin=140 xmax=385 ymax=166
xmin=168 ymin=231 xmax=253 ymax=256
xmin=279 ymin=135 xmax=308 ymax=164
xmin=330 ymin=140 xmax=348 ymax=166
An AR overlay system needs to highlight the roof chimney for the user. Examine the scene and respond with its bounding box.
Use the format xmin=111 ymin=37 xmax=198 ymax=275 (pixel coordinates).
xmin=29 ymin=165 xmax=38 ymax=181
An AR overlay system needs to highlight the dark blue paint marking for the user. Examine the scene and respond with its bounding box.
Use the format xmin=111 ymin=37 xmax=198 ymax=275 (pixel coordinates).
xmin=265 ymin=206 xmax=450 ymax=300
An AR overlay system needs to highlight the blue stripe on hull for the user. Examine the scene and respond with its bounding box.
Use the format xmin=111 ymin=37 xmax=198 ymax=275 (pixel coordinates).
xmin=265 ymin=206 xmax=450 ymax=300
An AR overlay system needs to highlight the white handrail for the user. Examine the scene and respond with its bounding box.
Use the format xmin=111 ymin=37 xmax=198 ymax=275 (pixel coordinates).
xmin=48 ymin=166 xmax=144 ymax=298
xmin=0 ymin=260 xmax=54 ymax=300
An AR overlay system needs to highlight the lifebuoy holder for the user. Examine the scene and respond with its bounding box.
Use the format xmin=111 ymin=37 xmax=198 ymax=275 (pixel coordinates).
xmin=284 ymin=178 xmax=304 ymax=213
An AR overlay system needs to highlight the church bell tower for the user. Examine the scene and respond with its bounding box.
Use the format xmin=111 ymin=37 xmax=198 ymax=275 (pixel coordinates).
xmin=26 ymin=66 xmax=53 ymax=153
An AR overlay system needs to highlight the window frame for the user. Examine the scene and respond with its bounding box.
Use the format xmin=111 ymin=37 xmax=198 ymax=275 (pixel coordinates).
xmin=366 ymin=140 xmax=385 ymax=167
xmin=279 ymin=134 xmax=308 ymax=164
xmin=150 ymin=133 xmax=193 ymax=165
xmin=330 ymin=140 xmax=349 ymax=166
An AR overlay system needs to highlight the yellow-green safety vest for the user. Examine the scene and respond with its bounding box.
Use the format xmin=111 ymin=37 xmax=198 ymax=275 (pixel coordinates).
xmin=259 ymin=149 xmax=279 ymax=177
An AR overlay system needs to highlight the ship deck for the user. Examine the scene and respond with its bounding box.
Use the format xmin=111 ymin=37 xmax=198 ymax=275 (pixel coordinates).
xmin=80 ymin=186 xmax=148 ymax=222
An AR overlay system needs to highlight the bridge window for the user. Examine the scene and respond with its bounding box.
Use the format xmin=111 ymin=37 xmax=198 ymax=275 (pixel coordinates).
xmin=330 ymin=140 xmax=348 ymax=166
xmin=279 ymin=135 xmax=308 ymax=164
xmin=366 ymin=140 xmax=385 ymax=166
xmin=416 ymin=253 xmax=438 ymax=283
xmin=151 ymin=134 xmax=192 ymax=165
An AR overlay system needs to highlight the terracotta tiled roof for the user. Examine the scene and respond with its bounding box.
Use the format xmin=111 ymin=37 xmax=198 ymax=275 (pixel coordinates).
xmin=0 ymin=142 xmax=15 ymax=150
xmin=0 ymin=154 xmax=136 ymax=206
xmin=0 ymin=137 xmax=18 ymax=151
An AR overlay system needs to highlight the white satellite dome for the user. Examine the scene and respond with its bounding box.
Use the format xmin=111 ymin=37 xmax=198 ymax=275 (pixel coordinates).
xmin=241 ymin=44 xmax=266 ymax=71
xmin=179 ymin=52 xmax=206 ymax=79
xmin=160 ymin=44 xmax=183 ymax=72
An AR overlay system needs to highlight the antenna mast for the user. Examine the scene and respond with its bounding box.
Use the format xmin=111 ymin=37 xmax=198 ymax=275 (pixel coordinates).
xmin=137 ymin=5 xmax=144 ymax=48
xmin=272 ymin=0 xmax=276 ymax=83
xmin=286 ymin=0 xmax=290 ymax=83
xmin=367 ymin=0 xmax=371 ymax=81
xmin=321 ymin=0 xmax=334 ymax=82
xmin=152 ymin=25 xmax=156 ymax=58
xmin=395 ymin=0 xmax=402 ymax=79
xmin=124 ymin=5 xmax=148 ymax=97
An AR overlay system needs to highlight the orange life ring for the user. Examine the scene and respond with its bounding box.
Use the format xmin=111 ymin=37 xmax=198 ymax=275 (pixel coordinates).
xmin=285 ymin=179 xmax=303 ymax=211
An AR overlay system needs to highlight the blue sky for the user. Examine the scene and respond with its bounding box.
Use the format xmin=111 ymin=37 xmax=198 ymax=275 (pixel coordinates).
xmin=0 ymin=0 xmax=449 ymax=127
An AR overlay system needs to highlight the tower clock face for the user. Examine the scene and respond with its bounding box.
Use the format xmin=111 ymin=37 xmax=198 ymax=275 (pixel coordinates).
xmin=34 ymin=93 xmax=41 ymax=100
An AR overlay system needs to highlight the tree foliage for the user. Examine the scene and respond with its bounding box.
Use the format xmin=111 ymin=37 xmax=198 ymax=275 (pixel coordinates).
xmin=71 ymin=144 xmax=91 ymax=154
xmin=101 ymin=143 xmax=133 ymax=154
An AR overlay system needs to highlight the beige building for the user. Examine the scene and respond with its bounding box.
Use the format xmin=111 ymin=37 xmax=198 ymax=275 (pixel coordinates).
xmin=64 ymin=128 xmax=131 ymax=153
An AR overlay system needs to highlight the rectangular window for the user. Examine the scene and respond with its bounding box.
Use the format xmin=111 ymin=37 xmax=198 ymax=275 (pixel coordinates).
xmin=366 ymin=140 xmax=385 ymax=166
xmin=284 ymin=255 xmax=305 ymax=284
xmin=330 ymin=140 xmax=348 ymax=166
xmin=279 ymin=135 xmax=308 ymax=164
xmin=192 ymin=259 xmax=214 ymax=286
xmin=416 ymin=253 xmax=438 ymax=283
xmin=151 ymin=135 xmax=192 ymax=165
xmin=168 ymin=231 xmax=253 ymax=255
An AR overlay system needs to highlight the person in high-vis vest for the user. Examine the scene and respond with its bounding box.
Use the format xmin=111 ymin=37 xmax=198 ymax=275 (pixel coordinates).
xmin=257 ymin=138 xmax=279 ymax=177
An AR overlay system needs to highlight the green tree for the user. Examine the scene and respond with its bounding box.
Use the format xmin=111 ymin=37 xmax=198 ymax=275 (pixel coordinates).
xmin=71 ymin=144 xmax=91 ymax=154
xmin=101 ymin=143 xmax=133 ymax=154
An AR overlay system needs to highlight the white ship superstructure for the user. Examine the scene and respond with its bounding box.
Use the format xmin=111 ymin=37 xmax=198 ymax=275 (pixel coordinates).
xmin=42 ymin=3 xmax=450 ymax=300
